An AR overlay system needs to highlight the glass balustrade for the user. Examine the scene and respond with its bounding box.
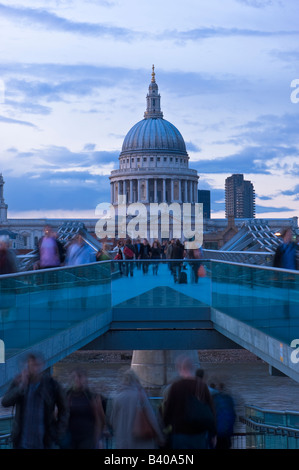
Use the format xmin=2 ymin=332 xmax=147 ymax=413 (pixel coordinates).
xmin=0 ymin=259 xmax=298 ymax=360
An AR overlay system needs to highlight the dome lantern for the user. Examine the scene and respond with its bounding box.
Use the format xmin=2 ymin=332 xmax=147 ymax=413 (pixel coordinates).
xmin=144 ymin=65 xmax=163 ymax=120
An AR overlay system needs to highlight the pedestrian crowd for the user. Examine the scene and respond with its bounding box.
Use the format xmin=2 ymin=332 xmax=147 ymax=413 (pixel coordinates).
xmin=111 ymin=237 xmax=205 ymax=282
xmin=0 ymin=224 xmax=298 ymax=277
xmin=1 ymin=352 xmax=236 ymax=450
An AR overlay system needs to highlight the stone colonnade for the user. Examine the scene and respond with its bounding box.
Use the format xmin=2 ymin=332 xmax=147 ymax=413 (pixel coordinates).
xmin=111 ymin=177 xmax=198 ymax=204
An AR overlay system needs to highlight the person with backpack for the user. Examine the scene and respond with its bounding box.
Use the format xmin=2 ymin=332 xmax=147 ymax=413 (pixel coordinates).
xmin=209 ymin=381 xmax=236 ymax=449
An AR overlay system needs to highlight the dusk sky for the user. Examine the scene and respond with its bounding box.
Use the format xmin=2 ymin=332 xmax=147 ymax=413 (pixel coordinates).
xmin=0 ymin=0 xmax=298 ymax=220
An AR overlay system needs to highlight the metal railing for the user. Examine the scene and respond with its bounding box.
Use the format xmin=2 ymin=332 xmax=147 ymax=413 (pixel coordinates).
xmin=203 ymin=249 xmax=274 ymax=266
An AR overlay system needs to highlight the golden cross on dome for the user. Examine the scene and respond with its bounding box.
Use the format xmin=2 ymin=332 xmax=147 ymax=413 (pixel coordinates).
xmin=151 ymin=64 xmax=155 ymax=83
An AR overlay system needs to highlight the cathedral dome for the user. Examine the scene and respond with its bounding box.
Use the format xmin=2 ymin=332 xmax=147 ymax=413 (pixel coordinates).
xmin=120 ymin=65 xmax=188 ymax=157
xmin=121 ymin=117 xmax=187 ymax=156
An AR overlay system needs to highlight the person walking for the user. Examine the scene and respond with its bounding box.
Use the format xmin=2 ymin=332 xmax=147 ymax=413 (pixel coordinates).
xmin=113 ymin=240 xmax=124 ymax=275
xmin=123 ymin=238 xmax=135 ymax=277
xmin=151 ymin=240 xmax=161 ymax=275
xmin=65 ymin=233 xmax=95 ymax=266
xmin=0 ymin=235 xmax=18 ymax=275
xmin=1 ymin=352 xmax=68 ymax=449
xmin=273 ymin=227 xmax=298 ymax=270
xmin=209 ymin=380 xmax=236 ymax=450
xmin=63 ymin=368 xmax=106 ymax=449
xmin=162 ymin=354 xmax=217 ymax=449
xmin=38 ymin=225 xmax=65 ymax=269
xmin=108 ymin=369 xmax=164 ymax=449
xmin=170 ymin=239 xmax=184 ymax=283
xmin=141 ymin=238 xmax=151 ymax=275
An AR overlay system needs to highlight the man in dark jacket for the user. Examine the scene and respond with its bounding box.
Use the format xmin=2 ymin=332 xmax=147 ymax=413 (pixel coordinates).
xmin=1 ymin=352 xmax=68 ymax=449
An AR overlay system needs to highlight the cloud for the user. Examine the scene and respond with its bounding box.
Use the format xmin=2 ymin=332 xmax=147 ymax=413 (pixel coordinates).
xmin=255 ymin=205 xmax=294 ymax=213
xmin=281 ymin=185 xmax=299 ymax=198
xmin=231 ymin=113 xmax=299 ymax=147
xmin=1 ymin=3 xmax=298 ymax=44
xmin=235 ymin=0 xmax=279 ymax=7
xmin=0 ymin=3 xmax=141 ymax=41
xmin=257 ymin=195 xmax=272 ymax=200
xmin=190 ymin=147 xmax=272 ymax=174
xmin=186 ymin=141 xmax=201 ymax=152
xmin=8 ymin=145 xmax=119 ymax=169
xmin=5 ymin=172 xmax=110 ymax=212
xmin=0 ymin=114 xmax=37 ymax=127
xmin=160 ymin=26 xmax=299 ymax=43
xmin=4 ymin=99 xmax=52 ymax=115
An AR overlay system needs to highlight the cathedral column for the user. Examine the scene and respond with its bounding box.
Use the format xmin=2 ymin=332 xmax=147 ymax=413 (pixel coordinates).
xmin=184 ymin=180 xmax=188 ymax=203
xmin=138 ymin=179 xmax=141 ymax=202
xmin=110 ymin=182 xmax=114 ymax=204
xmin=130 ymin=179 xmax=133 ymax=203
xmin=154 ymin=179 xmax=158 ymax=203
xmin=123 ymin=180 xmax=127 ymax=201
xmin=145 ymin=179 xmax=149 ymax=203
xmin=163 ymin=178 xmax=166 ymax=203
xmin=171 ymin=179 xmax=174 ymax=202
xmin=179 ymin=179 xmax=182 ymax=203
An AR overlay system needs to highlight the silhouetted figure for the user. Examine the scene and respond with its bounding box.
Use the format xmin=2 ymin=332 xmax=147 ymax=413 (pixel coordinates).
xmin=0 ymin=236 xmax=18 ymax=275
xmin=38 ymin=225 xmax=65 ymax=269
xmin=1 ymin=353 xmax=68 ymax=449
xmin=273 ymin=227 xmax=298 ymax=270
xmin=162 ymin=354 xmax=217 ymax=449
xmin=108 ymin=369 xmax=164 ymax=449
xmin=63 ymin=368 xmax=106 ymax=449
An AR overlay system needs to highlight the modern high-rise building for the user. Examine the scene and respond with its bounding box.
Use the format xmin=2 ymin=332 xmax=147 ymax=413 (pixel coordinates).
xmin=225 ymin=174 xmax=255 ymax=219
xmin=198 ymin=190 xmax=211 ymax=219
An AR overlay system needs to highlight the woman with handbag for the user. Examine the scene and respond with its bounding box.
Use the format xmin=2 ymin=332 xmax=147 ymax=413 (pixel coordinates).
xmin=108 ymin=369 xmax=164 ymax=449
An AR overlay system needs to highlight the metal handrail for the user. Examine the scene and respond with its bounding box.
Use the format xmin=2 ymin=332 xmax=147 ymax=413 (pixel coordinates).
xmin=240 ymin=416 xmax=299 ymax=437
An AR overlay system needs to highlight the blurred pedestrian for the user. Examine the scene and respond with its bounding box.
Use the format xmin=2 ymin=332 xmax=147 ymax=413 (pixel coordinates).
xmin=96 ymin=243 xmax=112 ymax=261
xmin=209 ymin=380 xmax=236 ymax=449
xmin=170 ymin=239 xmax=184 ymax=283
xmin=123 ymin=238 xmax=135 ymax=277
xmin=1 ymin=352 xmax=68 ymax=449
xmin=65 ymin=233 xmax=95 ymax=266
xmin=38 ymin=225 xmax=65 ymax=269
xmin=141 ymin=238 xmax=151 ymax=274
xmin=273 ymin=227 xmax=298 ymax=270
xmin=63 ymin=368 xmax=106 ymax=449
xmin=162 ymin=354 xmax=217 ymax=449
xmin=151 ymin=240 xmax=161 ymax=275
xmin=113 ymin=240 xmax=124 ymax=275
xmin=0 ymin=235 xmax=18 ymax=275
xmin=108 ymin=369 xmax=164 ymax=449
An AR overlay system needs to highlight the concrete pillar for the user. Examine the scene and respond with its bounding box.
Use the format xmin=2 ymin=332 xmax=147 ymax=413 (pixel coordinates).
xmin=131 ymin=350 xmax=201 ymax=391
